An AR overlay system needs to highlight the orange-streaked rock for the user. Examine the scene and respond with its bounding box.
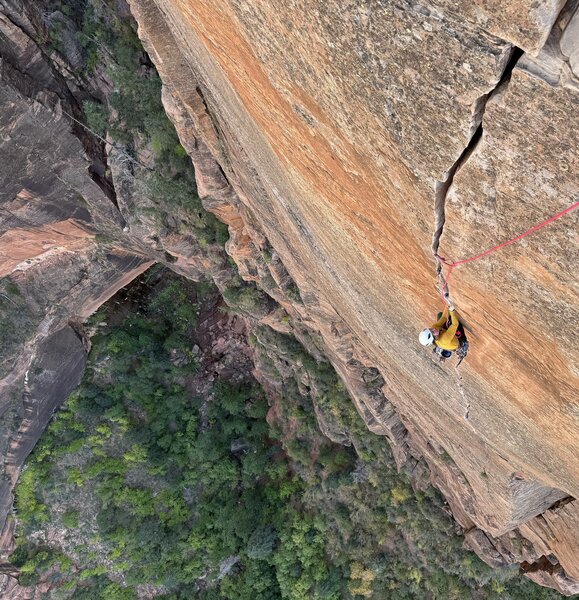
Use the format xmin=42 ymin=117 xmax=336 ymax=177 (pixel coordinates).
xmin=0 ymin=219 xmax=93 ymax=277
xmin=128 ymin=0 xmax=579 ymax=591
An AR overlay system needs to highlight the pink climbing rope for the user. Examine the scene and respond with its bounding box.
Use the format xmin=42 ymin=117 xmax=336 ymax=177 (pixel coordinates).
xmin=434 ymin=201 xmax=579 ymax=306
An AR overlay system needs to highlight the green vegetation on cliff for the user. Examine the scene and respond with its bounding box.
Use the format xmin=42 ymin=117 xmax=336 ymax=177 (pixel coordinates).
xmin=56 ymin=0 xmax=228 ymax=247
xmin=7 ymin=2 xmax=568 ymax=600
xmin=11 ymin=271 xmax=562 ymax=600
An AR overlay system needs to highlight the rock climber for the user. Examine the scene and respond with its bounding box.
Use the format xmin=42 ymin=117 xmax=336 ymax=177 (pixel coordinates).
xmin=419 ymin=306 xmax=461 ymax=359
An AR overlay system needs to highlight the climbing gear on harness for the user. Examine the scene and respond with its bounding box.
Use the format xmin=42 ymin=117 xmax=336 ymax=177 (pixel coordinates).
xmin=455 ymin=340 xmax=469 ymax=367
xmin=419 ymin=329 xmax=434 ymax=346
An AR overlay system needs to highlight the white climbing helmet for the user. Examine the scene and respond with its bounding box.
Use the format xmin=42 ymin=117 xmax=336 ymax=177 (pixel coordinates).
xmin=419 ymin=329 xmax=434 ymax=346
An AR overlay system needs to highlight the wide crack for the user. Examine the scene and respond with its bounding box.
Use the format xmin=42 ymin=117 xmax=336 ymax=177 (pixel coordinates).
xmin=431 ymin=126 xmax=482 ymax=260
xmin=431 ymin=46 xmax=525 ymax=281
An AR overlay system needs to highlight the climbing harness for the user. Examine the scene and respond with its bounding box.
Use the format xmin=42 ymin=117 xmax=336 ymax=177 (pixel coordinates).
xmin=434 ymin=200 xmax=579 ymax=305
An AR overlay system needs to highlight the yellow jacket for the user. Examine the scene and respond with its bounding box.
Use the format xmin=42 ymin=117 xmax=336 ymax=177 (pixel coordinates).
xmin=430 ymin=308 xmax=459 ymax=351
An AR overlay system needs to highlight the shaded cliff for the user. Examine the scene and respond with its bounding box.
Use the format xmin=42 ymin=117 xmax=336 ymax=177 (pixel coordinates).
xmin=0 ymin=0 xmax=577 ymax=595
xmin=0 ymin=0 xmax=227 ymax=562
xmin=0 ymin=0 xmax=149 ymax=545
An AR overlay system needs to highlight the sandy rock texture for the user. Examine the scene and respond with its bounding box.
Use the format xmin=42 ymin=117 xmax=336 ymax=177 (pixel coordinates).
xmin=127 ymin=0 xmax=578 ymax=592
xmin=0 ymin=0 xmax=577 ymax=593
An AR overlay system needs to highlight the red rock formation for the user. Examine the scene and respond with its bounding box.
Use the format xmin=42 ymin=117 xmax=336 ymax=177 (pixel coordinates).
xmin=0 ymin=3 xmax=155 ymax=556
xmin=0 ymin=0 xmax=577 ymax=593
xmin=126 ymin=0 xmax=579 ymax=593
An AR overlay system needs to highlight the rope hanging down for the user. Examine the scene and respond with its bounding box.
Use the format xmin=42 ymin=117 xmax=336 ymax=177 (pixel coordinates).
xmin=434 ymin=200 xmax=579 ymax=303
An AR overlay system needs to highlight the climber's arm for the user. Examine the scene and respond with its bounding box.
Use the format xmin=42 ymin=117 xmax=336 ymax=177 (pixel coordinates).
xmin=445 ymin=309 xmax=460 ymax=338
xmin=430 ymin=308 xmax=448 ymax=330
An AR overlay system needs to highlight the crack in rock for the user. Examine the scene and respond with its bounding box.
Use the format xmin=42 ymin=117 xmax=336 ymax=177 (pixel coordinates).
xmin=453 ymin=366 xmax=471 ymax=420
xmin=431 ymin=46 xmax=525 ymax=300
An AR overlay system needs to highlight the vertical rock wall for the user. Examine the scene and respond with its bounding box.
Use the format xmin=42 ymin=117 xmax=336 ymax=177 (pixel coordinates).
xmin=0 ymin=0 xmax=577 ymax=593
xmin=127 ymin=0 xmax=579 ymax=593
xmin=0 ymin=76 xmax=155 ymax=542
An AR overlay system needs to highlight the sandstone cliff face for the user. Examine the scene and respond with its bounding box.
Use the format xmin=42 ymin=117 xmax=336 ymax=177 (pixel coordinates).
xmin=0 ymin=0 xmax=578 ymax=595
xmin=0 ymin=13 xmax=148 ymax=543
xmin=126 ymin=0 xmax=579 ymax=593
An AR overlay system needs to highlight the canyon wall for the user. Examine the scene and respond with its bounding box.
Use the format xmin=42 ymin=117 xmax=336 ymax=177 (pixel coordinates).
xmin=0 ymin=3 xmax=149 ymax=543
xmin=126 ymin=0 xmax=579 ymax=593
xmin=0 ymin=0 xmax=577 ymax=594
xmin=0 ymin=0 xmax=221 ymax=562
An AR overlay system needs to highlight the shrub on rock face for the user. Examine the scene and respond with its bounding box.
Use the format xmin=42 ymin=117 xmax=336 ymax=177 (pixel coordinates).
xmin=222 ymin=277 xmax=272 ymax=318
xmin=61 ymin=510 xmax=79 ymax=529
xmin=82 ymin=100 xmax=108 ymax=136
